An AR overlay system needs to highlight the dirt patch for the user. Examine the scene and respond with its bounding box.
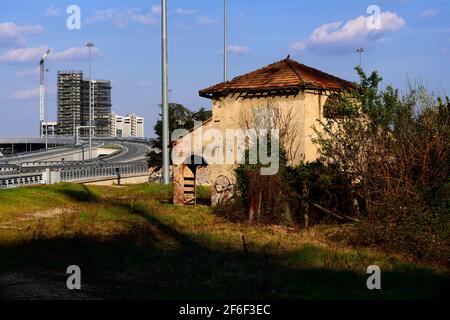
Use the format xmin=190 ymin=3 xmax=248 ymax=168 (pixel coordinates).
xmin=0 ymin=221 xmax=22 ymax=230
xmin=0 ymin=207 xmax=75 ymax=230
xmin=100 ymin=195 xmax=133 ymax=201
xmin=18 ymin=207 xmax=75 ymax=221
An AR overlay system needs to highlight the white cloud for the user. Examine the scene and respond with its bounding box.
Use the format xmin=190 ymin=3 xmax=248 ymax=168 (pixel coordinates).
xmin=15 ymin=67 xmax=40 ymax=77
xmin=310 ymin=12 xmax=405 ymax=45
xmin=438 ymin=47 xmax=449 ymax=55
xmin=289 ymin=41 xmax=307 ymax=52
xmin=421 ymin=9 xmax=438 ymax=19
xmin=11 ymin=88 xmax=40 ymax=101
xmin=0 ymin=22 xmax=44 ymax=47
xmin=86 ymin=7 xmax=159 ymax=28
xmin=0 ymin=45 xmax=48 ymax=62
xmin=49 ymin=46 xmax=102 ymax=61
xmin=11 ymin=86 xmax=56 ymax=101
xmin=176 ymin=8 xmax=197 ymax=15
xmin=45 ymin=5 xmax=60 ymax=17
xmin=197 ymin=16 xmax=218 ymax=25
xmin=86 ymin=8 xmax=116 ymax=24
xmin=227 ymin=45 xmax=251 ymax=55
xmin=130 ymin=11 xmax=159 ymax=25
xmin=289 ymin=11 xmax=405 ymax=53
xmin=174 ymin=21 xmax=193 ymax=31
xmin=137 ymin=81 xmax=152 ymax=87
xmin=377 ymin=37 xmax=392 ymax=43
xmin=0 ymin=45 xmax=102 ymax=63
xmin=151 ymin=5 xmax=161 ymax=16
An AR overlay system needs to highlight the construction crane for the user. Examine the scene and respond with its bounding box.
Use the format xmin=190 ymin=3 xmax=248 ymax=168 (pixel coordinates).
xmin=39 ymin=49 xmax=50 ymax=138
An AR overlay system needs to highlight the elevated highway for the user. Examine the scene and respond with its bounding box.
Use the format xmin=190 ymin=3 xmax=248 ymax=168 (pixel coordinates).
xmin=102 ymin=142 xmax=151 ymax=163
xmin=0 ymin=138 xmax=152 ymax=189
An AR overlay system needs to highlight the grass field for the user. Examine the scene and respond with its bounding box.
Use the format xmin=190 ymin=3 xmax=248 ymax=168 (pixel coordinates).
xmin=0 ymin=183 xmax=448 ymax=299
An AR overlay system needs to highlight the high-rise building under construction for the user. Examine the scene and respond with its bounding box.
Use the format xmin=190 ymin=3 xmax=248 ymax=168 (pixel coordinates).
xmin=57 ymin=71 xmax=111 ymax=137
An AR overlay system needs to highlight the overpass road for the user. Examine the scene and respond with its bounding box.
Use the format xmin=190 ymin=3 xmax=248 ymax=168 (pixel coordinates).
xmin=0 ymin=140 xmax=151 ymax=165
xmin=103 ymin=142 xmax=151 ymax=163
xmin=0 ymin=140 xmax=152 ymax=189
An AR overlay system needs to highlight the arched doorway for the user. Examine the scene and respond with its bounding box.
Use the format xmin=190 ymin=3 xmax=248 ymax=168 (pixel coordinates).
xmin=180 ymin=155 xmax=208 ymax=205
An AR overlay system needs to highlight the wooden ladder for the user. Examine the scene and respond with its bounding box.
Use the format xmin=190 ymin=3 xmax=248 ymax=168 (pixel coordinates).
xmin=183 ymin=176 xmax=196 ymax=205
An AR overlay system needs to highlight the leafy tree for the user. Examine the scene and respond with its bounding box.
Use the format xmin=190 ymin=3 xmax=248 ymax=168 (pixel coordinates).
xmin=193 ymin=107 xmax=213 ymax=123
xmin=147 ymin=103 xmax=212 ymax=168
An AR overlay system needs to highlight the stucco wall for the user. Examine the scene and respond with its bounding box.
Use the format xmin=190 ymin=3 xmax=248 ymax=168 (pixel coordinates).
xmin=209 ymin=91 xmax=329 ymax=162
xmin=173 ymin=90 xmax=330 ymax=205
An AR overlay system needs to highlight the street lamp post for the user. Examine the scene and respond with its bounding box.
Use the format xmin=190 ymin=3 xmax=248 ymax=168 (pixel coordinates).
xmin=86 ymin=42 xmax=95 ymax=159
xmin=45 ymin=68 xmax=49 ymax=150
xmin=39 ymin=49 xmax=50 ymax=140
xmin=76 ymin=125 xmax=93 ymax=162
xmin=357 ymin=47 xmax=364 ymax=67
xmin=161 ymin=0 xmax=170 ymax=184
xmin=18 ymin=163 xmax=22 ymax=188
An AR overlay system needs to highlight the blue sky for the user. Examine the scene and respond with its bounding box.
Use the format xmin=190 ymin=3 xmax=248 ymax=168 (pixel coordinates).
xmin=0 ymin=0 xmax=449 ymax=137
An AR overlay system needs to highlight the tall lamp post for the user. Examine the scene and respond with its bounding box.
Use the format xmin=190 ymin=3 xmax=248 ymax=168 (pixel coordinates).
xmin=357 ymin=47 xmax=364 ymax=67
xmin=45 ymin=68 xmax=49 ymax=150
xmin=39 ymin=49 xmax=50 ymax=140
xmin=86 ymin=42 xmax=95 ymax=159
xmin=161 ymin=0 xmax=170 ymax=184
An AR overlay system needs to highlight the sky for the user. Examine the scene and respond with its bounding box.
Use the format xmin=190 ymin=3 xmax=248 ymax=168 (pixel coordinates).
xmin=0 ymin=0 xmax=449 ymax=137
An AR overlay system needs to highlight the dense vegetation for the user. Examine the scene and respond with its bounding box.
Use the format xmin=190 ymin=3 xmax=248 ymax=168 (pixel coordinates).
xmin=223 ymin=68 xmax=450 ymax=265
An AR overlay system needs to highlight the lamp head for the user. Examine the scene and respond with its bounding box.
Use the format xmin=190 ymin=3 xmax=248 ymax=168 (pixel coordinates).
xmin=40 ymin=49 xmax=51 ymax=65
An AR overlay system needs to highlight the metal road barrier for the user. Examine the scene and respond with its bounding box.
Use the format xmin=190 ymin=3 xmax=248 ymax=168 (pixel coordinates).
xmin=60 ymin=162 xmax=148 ymax=182
xmin=0 ymin=142 xmax=106 ymax=165
xmin=0 ymin=162 xmax=148 ymax=189
xmin=0 ymin=147 xmax=75 ymax=164
xmin=0 ymin=146 xmax=67 ymax=161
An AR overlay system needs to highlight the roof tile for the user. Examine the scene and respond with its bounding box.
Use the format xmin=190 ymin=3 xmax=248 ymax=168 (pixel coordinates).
xmin=199 ymin=58 xmax=353 ymax=98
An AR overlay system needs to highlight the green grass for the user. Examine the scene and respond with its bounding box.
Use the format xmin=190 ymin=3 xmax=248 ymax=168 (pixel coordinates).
xmin=0 ymin=183 xmax=448 ymax=299
xmin=0 ymin=184 xmax=99 ymax=222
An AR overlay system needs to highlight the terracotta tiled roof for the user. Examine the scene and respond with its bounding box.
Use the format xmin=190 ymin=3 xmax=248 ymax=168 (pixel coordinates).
xmin=199 ymin=58 xmax=354 ymax=98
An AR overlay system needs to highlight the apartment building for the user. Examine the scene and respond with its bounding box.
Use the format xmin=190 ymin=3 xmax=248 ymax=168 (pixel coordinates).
xmin=110 ymin=112 xmax=145 ymax=138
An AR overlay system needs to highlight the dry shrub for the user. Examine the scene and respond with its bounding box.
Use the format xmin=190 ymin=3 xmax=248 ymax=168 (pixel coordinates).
xmin=314 ymin=67 xmax=450 ymax=263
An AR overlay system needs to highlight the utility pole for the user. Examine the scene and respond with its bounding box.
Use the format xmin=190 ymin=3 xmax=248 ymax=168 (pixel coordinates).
xmin=86 ymin=42 xmax=95 ymax=159
xmin=224 ymin=0 xmax=228 ymax=82
xmin=161 ymin=0 xmax=170 ymax=184
xmin=39 ymin=49 xmax=50 ymax=139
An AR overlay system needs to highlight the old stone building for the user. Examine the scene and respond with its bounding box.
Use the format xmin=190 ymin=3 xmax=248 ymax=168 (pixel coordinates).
xmin=172 ymin=57 xmax=352 ymax=205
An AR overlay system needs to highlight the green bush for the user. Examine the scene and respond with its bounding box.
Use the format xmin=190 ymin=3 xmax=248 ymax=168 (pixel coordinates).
xmin=196 ymin=185 xmax=211 ymax=206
